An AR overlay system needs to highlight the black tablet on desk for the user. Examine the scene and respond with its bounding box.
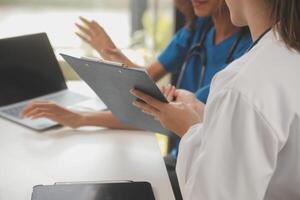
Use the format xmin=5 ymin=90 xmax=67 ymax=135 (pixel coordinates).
xmin=31 ymin=181 xmax=155 ymax=200
xmin=61 ymin=54 xmax=171 ymax=136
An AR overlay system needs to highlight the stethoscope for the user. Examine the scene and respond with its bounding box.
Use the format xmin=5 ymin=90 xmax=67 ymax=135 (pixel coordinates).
xmin=176 ymin=21 xmax=246 ymax=89
xmin=247 ymin=28 xmax=271 ymax=52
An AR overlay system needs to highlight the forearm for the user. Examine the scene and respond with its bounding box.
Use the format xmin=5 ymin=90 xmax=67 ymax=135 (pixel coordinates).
xmin=79 ymin=110 xmax=137 ymax=130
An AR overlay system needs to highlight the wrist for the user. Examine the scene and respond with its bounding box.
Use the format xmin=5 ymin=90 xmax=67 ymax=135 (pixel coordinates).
xmin=180 ymin=120 xmax=198 ymax=136
xmin=75 ymin=112 xmax=89 ymax=127
xmin=176 ymin=123 xmax=191 ymax=137
xmin=195 ymin=102 xmax=205 ymax=122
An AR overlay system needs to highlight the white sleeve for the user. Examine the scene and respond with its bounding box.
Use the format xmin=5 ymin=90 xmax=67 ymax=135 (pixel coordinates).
xmin=177 ymin=89 xmax=281 ymax=200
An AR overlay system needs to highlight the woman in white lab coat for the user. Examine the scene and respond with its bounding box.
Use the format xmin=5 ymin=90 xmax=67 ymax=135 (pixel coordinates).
xmin=131 ymin=0 xmax=300 ymax=199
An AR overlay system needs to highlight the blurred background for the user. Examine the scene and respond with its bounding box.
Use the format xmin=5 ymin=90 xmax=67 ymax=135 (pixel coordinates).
xmin=0 ymin=0 xmax=174 ymax=66
xmin=0 ymin=0 xmax=182 ymax=155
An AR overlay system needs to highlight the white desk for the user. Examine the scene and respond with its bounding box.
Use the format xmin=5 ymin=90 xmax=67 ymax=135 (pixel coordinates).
xmin=0 ymin=81 xmax=175 ymax=200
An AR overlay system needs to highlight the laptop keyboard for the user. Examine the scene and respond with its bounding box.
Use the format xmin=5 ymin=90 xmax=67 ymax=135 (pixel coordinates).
xmin=1 ymin=91 xmax=87 ymax=119
xmin=2 ymin=105 xmax=25 ymax=119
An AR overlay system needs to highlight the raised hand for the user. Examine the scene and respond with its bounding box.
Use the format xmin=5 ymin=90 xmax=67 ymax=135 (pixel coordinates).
xmin=75 ymin=17 xmax=133 ymax=65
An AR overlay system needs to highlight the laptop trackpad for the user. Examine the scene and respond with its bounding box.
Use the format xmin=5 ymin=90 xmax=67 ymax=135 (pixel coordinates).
xmin=21 ymin=117 xmax=58 ymax=130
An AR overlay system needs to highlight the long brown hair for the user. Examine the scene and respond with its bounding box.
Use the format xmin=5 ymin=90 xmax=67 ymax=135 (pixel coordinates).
xmin=266 ymin=0 xmax=300 ymax=52
xmin=174 ymin=0 xmax=196 ymax=27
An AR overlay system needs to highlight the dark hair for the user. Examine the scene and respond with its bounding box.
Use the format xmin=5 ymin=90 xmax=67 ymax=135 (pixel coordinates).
xmin=174 ymin=0 xmax=197 ymax=30
xmin=267 ymin=0 xmax=300 ymax=52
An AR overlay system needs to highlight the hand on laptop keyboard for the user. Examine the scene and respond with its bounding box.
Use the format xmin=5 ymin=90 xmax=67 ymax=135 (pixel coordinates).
xmin=21 ymin=100 xmax=85 ymax=128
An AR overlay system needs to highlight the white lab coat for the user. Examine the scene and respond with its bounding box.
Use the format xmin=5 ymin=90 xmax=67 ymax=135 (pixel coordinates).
xmin=176 ymin=31 xmax=300 ymax=200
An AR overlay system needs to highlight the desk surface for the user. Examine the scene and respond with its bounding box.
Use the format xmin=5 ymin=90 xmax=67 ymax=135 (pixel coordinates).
xmin=0 ymin=81 xmax=175 ymax=200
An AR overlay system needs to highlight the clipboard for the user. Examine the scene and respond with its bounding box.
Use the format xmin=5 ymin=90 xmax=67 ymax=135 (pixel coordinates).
xmin=31 ymin=181 xmax=155 ymax=200
xmin=61 ymin=54 xmax=171 ymax=136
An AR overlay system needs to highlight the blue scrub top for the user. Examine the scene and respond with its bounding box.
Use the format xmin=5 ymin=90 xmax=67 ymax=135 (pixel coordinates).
xmin=158 ymin=17 xmax=252 ymax=103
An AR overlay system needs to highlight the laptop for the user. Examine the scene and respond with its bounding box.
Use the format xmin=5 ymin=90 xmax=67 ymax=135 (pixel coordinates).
xmin=0 ymin=33 xmax=91 ymax=130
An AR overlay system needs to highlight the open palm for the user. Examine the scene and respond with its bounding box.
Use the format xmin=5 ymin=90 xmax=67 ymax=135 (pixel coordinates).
xmin=75 ymin=17 xmax=132 ymax=65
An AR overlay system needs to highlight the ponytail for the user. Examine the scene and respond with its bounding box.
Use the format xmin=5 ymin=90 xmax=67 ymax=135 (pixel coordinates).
xmin=267 ymin=0 xmax=300 ymax=52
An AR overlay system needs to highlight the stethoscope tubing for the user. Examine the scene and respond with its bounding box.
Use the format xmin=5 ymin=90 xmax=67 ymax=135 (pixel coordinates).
xmin=176 ymin=25 xmax=245 ymax=89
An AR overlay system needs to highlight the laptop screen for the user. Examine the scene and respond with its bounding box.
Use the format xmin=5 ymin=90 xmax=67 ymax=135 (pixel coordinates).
xmin=0 ymin=33 xmax=67 ymax=107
